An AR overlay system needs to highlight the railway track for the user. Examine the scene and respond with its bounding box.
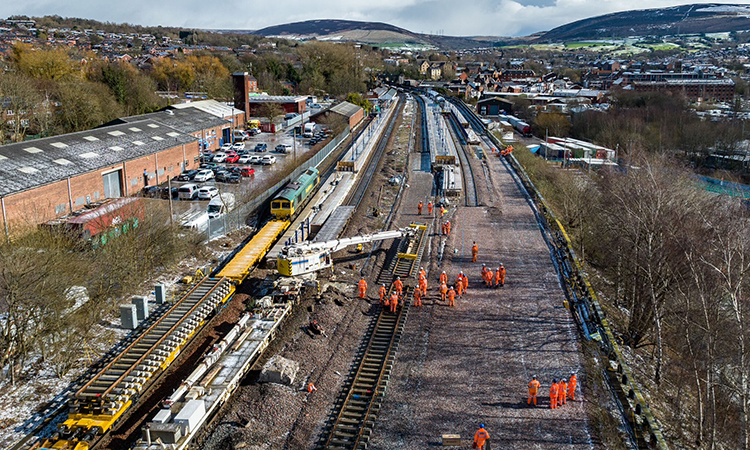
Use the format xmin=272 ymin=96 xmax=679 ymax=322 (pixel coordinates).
xmin=347 ymin=95 xmax=405 ymax=208
xmin=443 ymin=111 xmax=478 ymax=207
xmin=320 ymin=224 xmax=428 ymax=450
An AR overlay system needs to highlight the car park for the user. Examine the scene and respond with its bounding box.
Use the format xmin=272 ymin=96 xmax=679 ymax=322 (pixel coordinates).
xmin=275 ymin=144 xmax=292 ymax=153
xmin=177 ymin=170 xmax=199 ymax=181
xmin=261 ymin=155 xmax=277 ymax=165
xmin=212 ymin=152 xmax=227 ymax=163
xmin=240 ymin=166 xmax=255 ymax=177
xmin=178 ymin=183 xmax=200 ymax=200
xmin=197 ymin=186 xmax=219 ymax=200
xmin=254 ymin=143 xmax=268 ymax=152
xmin=193 ymin=169 xmax=215 ymax=182
xmin=232 ymin=142 xmax=245 ymax=151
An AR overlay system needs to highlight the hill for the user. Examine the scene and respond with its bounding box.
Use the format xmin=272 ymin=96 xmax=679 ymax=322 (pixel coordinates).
xmin=250 ymin=19 xmax=493 ymax=49
xmin=540 ymin=3 xmax=750 ymax=41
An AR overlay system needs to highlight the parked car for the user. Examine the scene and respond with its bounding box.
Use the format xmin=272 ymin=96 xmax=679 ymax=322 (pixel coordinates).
xmin=237 ymin=155 xmax=253 ymax=164
xmin=207 ymin=193 xmax=236 ymax=219
xmin=240 ymin=166 xmax=255 ymax=177
xmin=177 ymin=170 xmax=199 ymax=181
xmin=232 ymin=142 xmax=245 ymax=151
xmin=215 ymin=170 xmax=230 ymax=182
xmin=193 ymin=169 xmax=215 ymax=182
xmin=161 ymin=186 xmax=179 ymax=199
xmin=178 ymin=183 xmax=200 ymax=200
xmin=310 ymin=103 xmax=322 ymax=109
xmin=220 ymin=143 xmax=233 ymax=151
xmin=200 ymin=163 xmax=220 ymax=171
xmin=254 ymin=143 xmax=268 ymax=152
xmin=226 ymin=154 xmax=241 ymax=164
xmin=261 ymin=155 xmax=277 ymax=165
xmin=197 ymin=186 xmax=219 ymax=200
xmin=201 ymin=152 xmax=214 ymax=162
xmin=249 ymin=155 xmax=263 ymax=164
xmin=275 ymin=144 xmax=292 ymax=153
xmin=141 ymin=186 xmax=160 ymax=198
xmin=227 ymin=173 xmax=242 ymax=183
xmin=212 ymin=152 xmax=228 ymax=163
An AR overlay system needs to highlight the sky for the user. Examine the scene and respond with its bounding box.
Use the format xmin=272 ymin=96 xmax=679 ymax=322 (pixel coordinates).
xmin=5 ymin=0 xmax=750 ymax=37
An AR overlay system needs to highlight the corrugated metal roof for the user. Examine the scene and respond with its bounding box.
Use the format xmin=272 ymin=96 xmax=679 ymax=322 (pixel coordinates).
xmin=170 ymin=99 xmax=243 ymax=119
xmin=116 ymin=108 xmax=228 ymax=134
xmin=0 ymin=119 xmax=196 ymax=197
xmin=329 ymin=101 xmax=363 ymax=119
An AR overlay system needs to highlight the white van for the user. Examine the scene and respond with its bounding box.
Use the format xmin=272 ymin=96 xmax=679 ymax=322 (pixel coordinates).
xmin=178 ymin=183 xmax=200 ymax=200
xmin=233 ymin=130 xmax=250 ymax=141
xmin=303 ymin=122 xmax=316 ymax=138
xmin=207 ymin=193 xmax=236 ymax=219
xmin=181 ymin=211 xmax=209 ymax=231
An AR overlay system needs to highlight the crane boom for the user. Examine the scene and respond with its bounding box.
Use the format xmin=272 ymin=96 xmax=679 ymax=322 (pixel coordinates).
xmin=277 ymin=227 xmax=414 ymax=276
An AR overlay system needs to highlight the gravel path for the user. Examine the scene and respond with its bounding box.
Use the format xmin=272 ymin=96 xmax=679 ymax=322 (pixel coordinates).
xmin=366 ymin=150 xmax=600 ymax=450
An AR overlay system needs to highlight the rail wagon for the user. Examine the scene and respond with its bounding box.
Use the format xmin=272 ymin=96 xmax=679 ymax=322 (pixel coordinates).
xmin=270 ymin=167 xmax=320 ymax=219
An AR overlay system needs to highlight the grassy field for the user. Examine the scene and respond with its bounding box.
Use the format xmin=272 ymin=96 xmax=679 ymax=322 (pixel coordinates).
xmin=564 ymin=41 xmax=610 ymax=48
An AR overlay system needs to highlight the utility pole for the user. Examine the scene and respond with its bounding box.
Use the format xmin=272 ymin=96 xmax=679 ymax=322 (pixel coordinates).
xmin=167 ymin=176 xmax=174 ymax=226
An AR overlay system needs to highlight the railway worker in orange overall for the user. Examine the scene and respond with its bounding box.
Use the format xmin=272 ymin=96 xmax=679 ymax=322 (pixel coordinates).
xmin=494 ymin=267 xmax=503 ymax=288
xmin=418 ymin=201 xmax=423 ymax=215
xmin=484 ymin=267 xmax=493 ymax=287
xmin=528 ymin=375 xmax=541 ymax=406
xmin=550 ymin=379 xmax=559 ymax=409
xmin=445 ymin=221 xmax=451 ymax=237
xmin=307 ymin=382 xmax=317 ymax=393
xmin=568 ymin=372 xmax=577 ymax=401
xmin=440 ymin=270 xmax=448 ymax=285
xmin=419 ymin=276 xmax=428 ymax=297
xmin=473 ymin=424 xmax=489 ymax=450
xmin=440 ymin=282 xmax=448 ymax=303
xmin=378 ymin=284 xmax=387 ymax=305
xmin=393 ymin=277 xmax=404 ymax=298
xmin=558 ymin=378 xmax=568 ymax=406
xmin=413 ymin=288 xmax=422 ymax=307
xmin=461 ymin=272 xmax=469 ymax=294
xmin=456 ymin=273 xmax=464 ymax=296
xmin=389 ymin=292 xmax=399 ymax=313
xmin=447 ymin=286 xmax=456 ymax=307
xmin=472 ymin=241 xmax=478 ymax=262
xmin=427 ymin=201 xmax=434 ymax=215
xmin=498 ymin=264 xmax=506 ymax=287
xmin=440 ymin=205 xmax=446 ymax=217
xmin=358 ymin=277 xmax=368 ymax=298
xmin=419 ymin=266 xmax=427 ymax=280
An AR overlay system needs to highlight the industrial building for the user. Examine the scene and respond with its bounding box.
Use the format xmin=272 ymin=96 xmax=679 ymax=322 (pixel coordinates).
xmin=313 ymin=102 xmax=364 ymax=130
xmin=0 ymin=119 xmax=200 ymax=234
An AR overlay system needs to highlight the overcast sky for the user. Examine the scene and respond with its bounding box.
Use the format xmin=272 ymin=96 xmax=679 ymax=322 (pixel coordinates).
xmin=5 ymin=0 xmax=750 ymax=37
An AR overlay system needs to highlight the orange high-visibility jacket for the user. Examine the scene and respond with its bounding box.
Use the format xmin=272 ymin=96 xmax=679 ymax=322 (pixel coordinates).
xmin=529 ymin=379 xmax=540 ymax=395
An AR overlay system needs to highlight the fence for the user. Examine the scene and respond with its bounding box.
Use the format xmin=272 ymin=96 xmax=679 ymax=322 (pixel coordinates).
xmin=199 ymin=127 xmax=351 ymax=241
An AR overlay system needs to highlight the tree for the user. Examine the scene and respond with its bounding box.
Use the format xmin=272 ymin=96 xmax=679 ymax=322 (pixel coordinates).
xmin=535 ymin=112 xmax=571 ymax=138
xmin=345 ymin=93 xmax=372 ymax=114
xmin=258 ymin=102 xmax=283 ymax=124
xmin=11 ymin=43 xmax=81 ymax=82
xmin=0 ymin=72 xmax=43 ymax=143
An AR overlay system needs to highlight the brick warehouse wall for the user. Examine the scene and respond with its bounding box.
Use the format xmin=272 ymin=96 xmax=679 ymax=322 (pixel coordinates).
xmin=1 ymin=141 xmax=199 ymax=233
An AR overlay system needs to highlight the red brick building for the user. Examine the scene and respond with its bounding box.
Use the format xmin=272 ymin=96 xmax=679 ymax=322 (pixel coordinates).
xmin=0 ymin=119 xmax=199 ymax=234
xmin=631 ymin=78 xmax=736 ymax=102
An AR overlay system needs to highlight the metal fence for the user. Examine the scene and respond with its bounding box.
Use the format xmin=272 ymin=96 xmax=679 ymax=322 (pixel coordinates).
xmin=198 ymin=127 xmax=351 ymax=241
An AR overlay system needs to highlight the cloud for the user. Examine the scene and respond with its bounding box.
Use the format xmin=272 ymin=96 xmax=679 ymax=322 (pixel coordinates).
xmin=3 ymin=0 xmax=750 ymax=36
